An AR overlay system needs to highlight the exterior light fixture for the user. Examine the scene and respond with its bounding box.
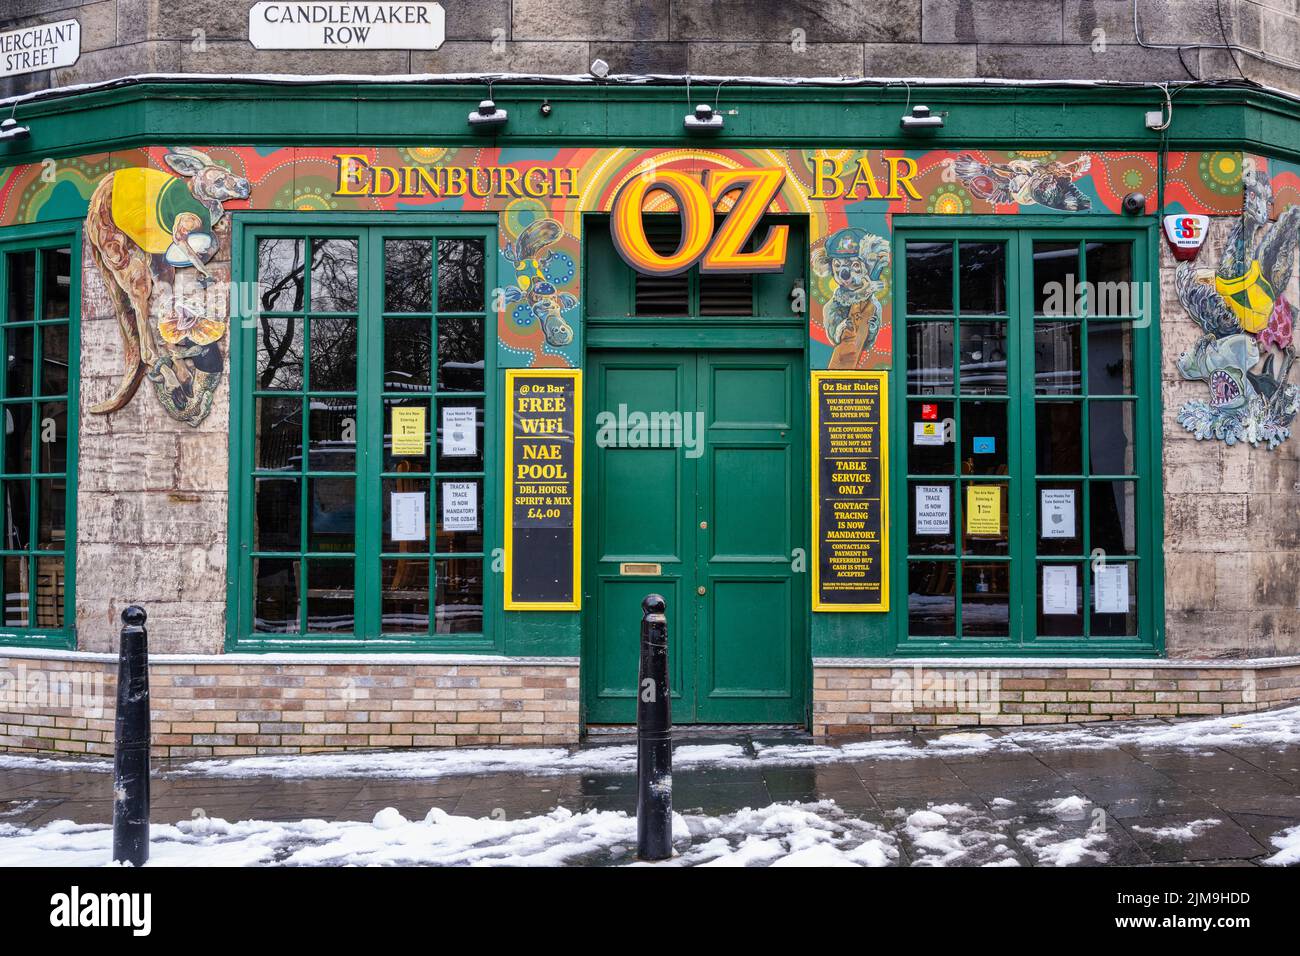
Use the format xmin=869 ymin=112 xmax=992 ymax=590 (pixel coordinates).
xmin=900 ymin=104 xmax=944 ymax=130
xmin=684 ymin=103 xmax=723 ymax=132
xmin=468 ymin=99 xmax=508 ymax=129
xmin=0 ymin=117 xmax=30 ymax=142
xmin=589 ymin=59 xmax=610 ymax=79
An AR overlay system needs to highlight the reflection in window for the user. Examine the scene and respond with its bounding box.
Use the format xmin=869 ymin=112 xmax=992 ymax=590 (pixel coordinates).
xmin=437 ymin=239 xmax=485 ymax=312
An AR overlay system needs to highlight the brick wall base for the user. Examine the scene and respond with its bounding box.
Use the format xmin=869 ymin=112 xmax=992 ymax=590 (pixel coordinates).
xmin=0 ymin=653 xmax=579 ymax=758
xmin=813 ymin=659 xmax=1300 ymax=736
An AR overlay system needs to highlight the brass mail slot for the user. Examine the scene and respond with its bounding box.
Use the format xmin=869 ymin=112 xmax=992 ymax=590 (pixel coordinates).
xmin=620 ymin=562 xmax=662 ymax=576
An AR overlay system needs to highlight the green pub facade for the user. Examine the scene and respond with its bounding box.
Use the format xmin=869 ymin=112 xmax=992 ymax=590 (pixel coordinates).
xmin=2 ymin=68 xmax=1300 ymax=756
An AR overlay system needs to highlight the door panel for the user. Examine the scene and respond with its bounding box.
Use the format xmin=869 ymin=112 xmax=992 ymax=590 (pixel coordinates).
xmin=585 ymin=349 xmax=806 ymax=725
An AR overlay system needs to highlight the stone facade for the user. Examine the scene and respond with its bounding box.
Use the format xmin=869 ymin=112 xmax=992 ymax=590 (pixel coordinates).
xmin=813 ymin=659 xmax=1300 ymax=735
xmin=0 ymin=652 xmax=580 ymax=756
xmin=3 ymin=1 xmax=1300 ymax=98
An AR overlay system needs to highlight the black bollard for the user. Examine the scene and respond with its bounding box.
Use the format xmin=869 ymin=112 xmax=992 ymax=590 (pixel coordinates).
xmin=636 ymin=593 xmax=672 ymax=861
xmin=112 ymin=605 xmax=150 ymax=866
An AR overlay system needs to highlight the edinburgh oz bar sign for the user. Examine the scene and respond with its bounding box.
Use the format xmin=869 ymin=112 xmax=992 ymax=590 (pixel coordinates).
xmin=505 ymin=370 xmax=582 ymax=610
xmin=812 ymin=371 xmax=889 ymax=611
xmin=249 ymin=3 xmax=446 ymax=49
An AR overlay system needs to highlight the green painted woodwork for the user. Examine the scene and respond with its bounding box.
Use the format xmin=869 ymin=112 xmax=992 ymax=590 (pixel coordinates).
xmin=227 ymin=213 xmax=502 ymax=652
xmin=583 ymin=350 xmax=807 ymax=724
xmin=0 ymin=220 xmax=81 ymax=650
xmin=4 ymin=81 xmax=1300 ymax=166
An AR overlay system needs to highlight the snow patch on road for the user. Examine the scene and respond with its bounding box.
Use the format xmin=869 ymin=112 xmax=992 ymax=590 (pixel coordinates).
xmin=1262 ymin=824 xmax=1300 ymax=866
xmin=1130 ymin=819 xmax=1221 ymax=842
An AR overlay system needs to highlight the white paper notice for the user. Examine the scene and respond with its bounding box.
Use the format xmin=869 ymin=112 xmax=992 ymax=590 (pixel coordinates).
xmin=442 ymin=481 xmax=478 ymax=532
xmin=1042 ymin=565 xmax=1078 ymax=616
xmin=1040 ymin=488 xmax=1076 ymax=539
xmin=1094 ymin=564 xmax=1130 ymax=614
xmin=442 ymin=406 xmax=477 ymax=456
xmin=913 ymin=421 xmax=945 ymax=446
xmin=390 ymin=492 xmax=426 ymax=542
xmin=915 ymin=485 xmax=951 ymax=535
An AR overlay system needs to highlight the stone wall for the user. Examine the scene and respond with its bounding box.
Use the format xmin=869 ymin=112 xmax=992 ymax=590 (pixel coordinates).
xmin=4 ymin=1 xmax=1300 ymax=98
xmin=1160 ymin=218 xmax=1300 ymax=659
xmin=0 ymin=653 xmax=581 ymax=756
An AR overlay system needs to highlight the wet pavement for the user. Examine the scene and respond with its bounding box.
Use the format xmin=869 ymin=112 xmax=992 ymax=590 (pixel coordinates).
xmin=2 ymin=725 xmax=1299 ymax=865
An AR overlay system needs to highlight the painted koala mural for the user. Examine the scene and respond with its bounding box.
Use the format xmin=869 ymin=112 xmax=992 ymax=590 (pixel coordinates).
xmin=85 ymin=147 xmax=249 ymax=426
xmin=1175 ymin=158 xmax=1299 ymax=448
xmin=812 ymin=227 xmax=891 ymax=369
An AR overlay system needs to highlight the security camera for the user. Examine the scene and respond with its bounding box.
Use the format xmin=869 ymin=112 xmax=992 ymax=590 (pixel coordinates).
xmin=1122 ymin=192 xmax=1146 ymax=215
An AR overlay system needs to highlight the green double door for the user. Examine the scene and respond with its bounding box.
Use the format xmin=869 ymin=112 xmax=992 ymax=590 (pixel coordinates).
xmin=583 ymin=350 xmax=807 ymax=725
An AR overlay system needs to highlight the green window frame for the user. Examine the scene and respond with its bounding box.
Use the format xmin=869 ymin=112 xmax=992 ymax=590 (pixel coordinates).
xmin=892 ymin=220 xmax=1163 ymax=656
xmin=227 ymin=214 xmax=500 ymax=652
xmin=0 ymin=223 xmax=80 ymax=650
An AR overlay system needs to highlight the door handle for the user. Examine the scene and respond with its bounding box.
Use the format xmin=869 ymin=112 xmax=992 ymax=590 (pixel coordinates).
xmin=697 ymin=586 xmax=706 ymax=596
xmin=699 ymin=520 xmax=708 ymax=530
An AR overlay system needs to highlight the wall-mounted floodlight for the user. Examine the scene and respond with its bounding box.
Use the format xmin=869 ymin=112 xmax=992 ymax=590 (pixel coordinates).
xmin=684 ymin=103 xmax=723 ymax=132
xmin=0 ymin=117 xmax=30 ymax=142
xmin=468 ymin=99 xmax=508 ymax=129
xmin=590 ymin=59 xmax=610 ymax=79
xmin=900 ymin=104 xmax=944 ymax=130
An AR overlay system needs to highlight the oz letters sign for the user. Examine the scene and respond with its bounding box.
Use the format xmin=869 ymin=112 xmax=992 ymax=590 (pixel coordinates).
xmin=611 ymin=168 xmax=791 ymax=276
xmin=249 ymin=3 xmax=446 ymax=50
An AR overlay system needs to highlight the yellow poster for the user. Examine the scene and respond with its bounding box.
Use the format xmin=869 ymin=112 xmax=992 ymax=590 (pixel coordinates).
xmin=966 ymin=485 xmax=1001 ymax=535
xmin=391 ymin=406 xmax=426 ymax=457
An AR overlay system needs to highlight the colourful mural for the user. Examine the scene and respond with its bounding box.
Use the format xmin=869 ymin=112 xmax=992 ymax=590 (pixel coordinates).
xmin=0 ymin=144 xmax=1249 ymax=421
xmin=1174 ymin=154 xmax=1300 ymax=449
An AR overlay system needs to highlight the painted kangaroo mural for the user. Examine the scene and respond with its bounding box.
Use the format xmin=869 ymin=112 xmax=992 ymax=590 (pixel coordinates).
xmin=85 ymin=147 xmax=250 ymax=426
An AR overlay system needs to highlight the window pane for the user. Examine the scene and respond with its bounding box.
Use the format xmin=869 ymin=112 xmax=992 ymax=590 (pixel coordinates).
xmin=384 ymin=317 xmax=432 ymax=391
xmin=1088 ymin=323 xmax=1136 ymax=395
xmin=437 ymin=317 xmax=485 ymax=392
xmin=962 ymin=562 xmax=1009 ymax=637
xmin=38 ymin=402 xmax=67 ymax=474
xmin=435 ymin=479 xmax=483 ymax=553
xmin=35 ymin=478 xmax=64 ymax=549
xmin=307 ymin=477 xmax=355 ymax=552
xmin=254 ymin=477 xmax=300 ymax=552
xmin=908 ymin=560 xmax=955 ymax=636
xmin=384 ymin=397 xmax=431 ymax=472
xmin=1091 ymin=561 xmax=1138 ymax=635
xmin=4 ymin=479 xmax=29 ymax=549
xmin=3 ymin=406 xmax=31 ymax=475
xmin=40 ymin=324 xmax=68 ymax=395
xmin=958 ymin=242 xmax=1005 ymax=314
xmin=435 ymin=399 xmax=484 ymax=473
xmin=962 ymin=480 xmax=1008 ymax=555
xmin=6 ymin=251 xmax=34 ymax=323
xmin=1037 ymin=561 xmax=1083 ymax=636
xmin=1034 ymin=321 xmax=1081 ymax=395
xmin=1084 ymin=242 xmax=1132 ymax=315
xmin=34 ymin=555 xmax=63 ymax=628
xmin=435 ymin=557 xmax=483 ymax=634
xmin=41 ymin=248 xmax=72 ymax=320
xmin=960 ymin=401 xmax=1007 ymax=476
xmin=1033 ymin=242 xmax=1078 ymax=316
xmin=1089 ymin=400 xmax=1135 ymax=475
xmin=310 ymin=238 xmax=359 ymax=312
xmin=958 ymin=321 xmax=1007 ymax=394
xmin=905 ymin=241 xmax=953 ymax=315
xmin=253 ymin=558 xmax=299 ymax=633
xmin=1037 ymin=481 xmax=1083 ymax=556
xmin=256 ymin=317 xmax=303 ymax=390
xmin=4 ymin=325 xmax=33 ymax=397
xmin=907 ymin=400 xmax=954 ymax=475
xmin=255 ymin=397 xmax=303 ymax=471
xmin=308 ymin=398 xmax=357 ymax=472
xmin=257 ymin=238 xmax=305 ymax=312
xmin=308 ymin=318 xmax=358 ymax=391
xmin=384 ymin=238 xmax=432 ymax=313
xmin=382 ymin=558 xmax=430 ymax=633
xmin=437 ymin=238 xmax=485 ymax=313
xmin=382 ymin=477 xmax=430 ymax=551
xmin=908 ymin=481 xmax=954 ymax=556
xmin=306 ymin=558 xmax=354 ymax=633
xmin=1091 ymin=480 xmax=1138 ymax=556
xmin=3 ymin=554 xmax=29 ymax=627
xmin=906 ymin=321 xmax=954 ymax=394
xmin=1036 ymin=403 xmax=1083 ymax=474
